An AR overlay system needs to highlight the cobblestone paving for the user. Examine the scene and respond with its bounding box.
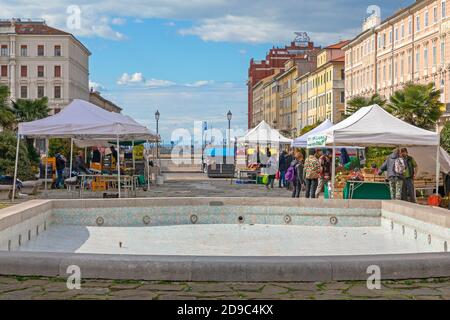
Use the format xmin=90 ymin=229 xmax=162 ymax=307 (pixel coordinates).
xmin=0 ymin=276 xmax=449 ymax=300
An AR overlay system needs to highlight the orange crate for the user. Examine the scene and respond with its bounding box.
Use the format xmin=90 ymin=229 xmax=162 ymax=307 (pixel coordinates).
xmin=92 ymin=181 xmax=106 ymax=191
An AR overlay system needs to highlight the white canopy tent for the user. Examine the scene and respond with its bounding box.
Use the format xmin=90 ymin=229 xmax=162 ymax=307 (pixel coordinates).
xmin=237 ymin=121 xmax=292 ymax=144
xmin=307 ymin=104 xmax=441 ymax=197
xmin=292 ymin=119 xmax=333 ymax=148
xmin=13 ymin=99 xmax=159 ymax=200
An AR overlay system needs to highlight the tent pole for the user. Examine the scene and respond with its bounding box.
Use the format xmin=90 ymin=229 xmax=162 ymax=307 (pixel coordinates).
xmin=436 ymin=144 xmax=440 ymax=194
xmin=44 ymin=139 xmax=48 ymax=194
xmin=132 ymin=140 xmax=135 ymax=174
xmin=69 ymin=138 xmax=74 ymax=178
xmin=331 ymin=143 xmax=336 ymax=200
xmin=11 ymin=132 xmax=20 ymax=202
xmin=146 ymin=140 xmax=150 ymax=191
xmin=117 ymin=135 xmax=121 ymax=198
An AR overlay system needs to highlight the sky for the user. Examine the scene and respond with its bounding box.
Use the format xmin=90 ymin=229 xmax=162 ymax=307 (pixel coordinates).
xmin=0 ymin=0 xmax=413 ymax=141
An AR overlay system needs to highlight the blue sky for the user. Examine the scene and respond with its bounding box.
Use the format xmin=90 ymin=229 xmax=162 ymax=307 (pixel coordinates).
xmin=1 ymin=0 xmax=412 ymax=140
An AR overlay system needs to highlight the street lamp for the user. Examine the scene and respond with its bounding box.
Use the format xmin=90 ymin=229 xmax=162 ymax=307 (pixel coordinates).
xmin=227 ymin=110 xmax=232 ymax=147
xmin=155 ymin=110 xmax=160 ymax=160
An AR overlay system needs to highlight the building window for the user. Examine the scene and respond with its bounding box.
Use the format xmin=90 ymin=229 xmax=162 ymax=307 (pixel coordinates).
xmin=340 ymin=91 xmax=345 ymax=103
xmin=400 ymin=57 xmax=404 ymax=75
xmin=54 ymin=86 xmax=61 ymax=99
xmin=395 ymin=28 xmax=399 ymax=41
xmin=1 ymin=65 xmax=7 ymax=77
xmin=389 ymin=30 xmax=393 ymax=43
xmin=424 ymin=45 xmax=429 ymax=68
xmin=443 ymin=1 xmax=446 ymax=18
xmin=54 ymin=65 xmax=61 ymax=78
xmin=441 ymin=40 xmax=445 ymax=64
xmin=20 ymin=86 xmax=27 ymax=99
xmin=37 ymin=45 xmax=44 ymax=56
xmin=54 ymin=45 xmax=61 ymax=56
xmin=37 ymin=86 xmax=44 ymax=98
xmin=408 ymin=52 xmax=412 ymax=73
xmin=408 ymin=19 xmax=412 ymax=35
xmin=20 ymin=65 xmax=27 ymax=77
xmin=434 ymin=7 xmax=438 ymax=22
xmin=20 ymin=45 xmax=27 ymax=56
xmin=401 ymin=24 xmax=405 ymax=38
xmin=0 ymin=45 xmax=7 ymax=56
xmin=416 ymin=15 xmax=420 ymax=32
xmin=416 ymin=50 xmax=420 ymax=72
xmin=37 ymin=66 xmax=44 ymax=78
xmin=433 ymin=42 xmax=437 ymax=66
xmin=425 ymin=11 xmax=429 ymax=27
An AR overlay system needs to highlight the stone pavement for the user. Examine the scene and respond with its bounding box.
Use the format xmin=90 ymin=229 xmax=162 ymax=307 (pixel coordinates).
xmin=0 ymin=276 xmax=449 ymax=300
xmin=30 ymin=172 xmax=296 ymax=199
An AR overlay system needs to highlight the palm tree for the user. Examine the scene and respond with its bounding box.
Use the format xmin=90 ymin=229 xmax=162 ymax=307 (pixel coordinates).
xmin=13 ymin=97 xmax=50 ymax=122
xmin=385 ymin=82 xmax=444 ymax=130
xmin=0 ymin=85 xmax=16 ymax=130
xmin=346 ymin=93 xmax=386 ymax=116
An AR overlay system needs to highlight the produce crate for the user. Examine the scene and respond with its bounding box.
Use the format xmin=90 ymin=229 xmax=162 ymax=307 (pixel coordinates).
xmin=92 ymin=181 xmax=106 ymax=192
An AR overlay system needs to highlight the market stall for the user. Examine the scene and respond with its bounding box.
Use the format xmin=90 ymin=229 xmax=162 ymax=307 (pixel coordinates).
xmin=307 ymin=104 xmax=441 ymax=199
xmin=236 ymin=121 xmax=292 ymax=183
xmin=292 ymin=119 xmax=333 ymax=148
xmin=13 ymin=99 xmax=159 ymax=200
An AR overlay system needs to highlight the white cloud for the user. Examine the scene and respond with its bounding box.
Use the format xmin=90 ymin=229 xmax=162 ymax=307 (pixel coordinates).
xmin=179 ymin=15 xmax=292 ymax=43
xmin=0 ymin=0 xmax=405 ymax=45
xmin=185 ymin=80 xmax=214 ymax=87
xmin=117 ymin=72 xmax=146 ymax=85
xmin=111 ymin=17 xmax=126 ymax=25
xmin=146 ymin=79 xmax=177 ymax=88
xmin=164 ymin=21 xmax=176 ymax=27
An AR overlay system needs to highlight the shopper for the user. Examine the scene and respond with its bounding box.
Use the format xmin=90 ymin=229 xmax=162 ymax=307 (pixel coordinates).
xmin=379 ymin=148 xmax=405 ymax=200
xmin=400 ymin=148 xmax=418 ymax=203
xmin=303 ymin=149 xmax=321 ymax=198
xmin=262 ymin=149 xmax=278 ymax=189
xmin=278 ymin=150 xmax=288 ymax=188
xmin=316 ymin=149 xmax=332 ymax=198
xmin=55 ymin=152 xmax=67 ymax=189
xmin=291 ymin=149 xmax=305 ymax=198
xmin=74 ymin=150 xmax=87 ymax=173
xmin=284 ymin=149 xmax=294 ymax=190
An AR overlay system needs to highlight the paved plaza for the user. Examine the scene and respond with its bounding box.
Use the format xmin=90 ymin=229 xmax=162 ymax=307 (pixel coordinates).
xmin=1 ymin=173 xmax=449 ymax=300
xmin=0 ymin=276 xmax=449 ymax=300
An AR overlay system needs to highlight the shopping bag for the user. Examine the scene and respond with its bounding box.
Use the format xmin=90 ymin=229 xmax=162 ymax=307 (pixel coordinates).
xmin=275 ymin=171 xmax=280 ymax=180
xmin=262 ymin=175 xmax=269 ymax=185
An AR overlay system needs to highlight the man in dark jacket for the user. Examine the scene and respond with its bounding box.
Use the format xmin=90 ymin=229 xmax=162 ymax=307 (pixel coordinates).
xmin=283 ymin=149 xmax=294 ymax=189
xmin=291 ymin=149 xmax=304 ymax=198
xmin=400 ymin=148 xmax=418 ymax=203
xmin=55 ymin=153 xmax=67 ymax=189
xmin=379 ymin=148 xmax=404 ymax=200
xmin=278 ymin=150 xmax=288 ymax=188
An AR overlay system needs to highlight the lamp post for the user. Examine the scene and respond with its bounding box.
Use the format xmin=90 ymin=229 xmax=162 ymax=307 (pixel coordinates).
xmin=227 ymin=110 xmax=232 ymax=151
xmin=155 ymin=110 xmax=160 ymax=161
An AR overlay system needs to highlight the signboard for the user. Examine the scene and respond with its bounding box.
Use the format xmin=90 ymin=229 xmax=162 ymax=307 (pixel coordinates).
xmin=133 ymin=145 xmax=144 ymax=160
xmin=307 ymin=135 xmax=327 ymax=148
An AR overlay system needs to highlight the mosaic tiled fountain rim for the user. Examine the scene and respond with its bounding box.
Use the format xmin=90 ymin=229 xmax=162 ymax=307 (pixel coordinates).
xmin=0 ymin=198 xmax=449 ymax=281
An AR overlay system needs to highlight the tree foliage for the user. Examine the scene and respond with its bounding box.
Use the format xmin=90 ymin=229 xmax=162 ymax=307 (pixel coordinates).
xmin=440 ymin=121 xmax=450 ymax=153
xmin=13 ymin=97 xmax=50 ymax=122
xmin=346 ymin=93 xmax=386 ymax=116
xmin=385 ymin=82 xmax=444 ymax=130
xmin=0 ymin=130 xmax=35 ymax=180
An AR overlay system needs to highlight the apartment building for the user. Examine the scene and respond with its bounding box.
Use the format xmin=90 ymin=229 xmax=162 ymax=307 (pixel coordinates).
xmin=0 ymin=19 xmax=91 ymax=114
xmin=247 ymin=33 xmax=321 ymax=128
xmin=296 ymin=41 xmax=348 ymax=130
xmin=344 ymin=0 xmax=450 ymax=124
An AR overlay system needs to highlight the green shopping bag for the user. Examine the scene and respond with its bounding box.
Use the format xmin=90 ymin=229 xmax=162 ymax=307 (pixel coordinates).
xmin=262 ymin=175 xmax=269 ymax=185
